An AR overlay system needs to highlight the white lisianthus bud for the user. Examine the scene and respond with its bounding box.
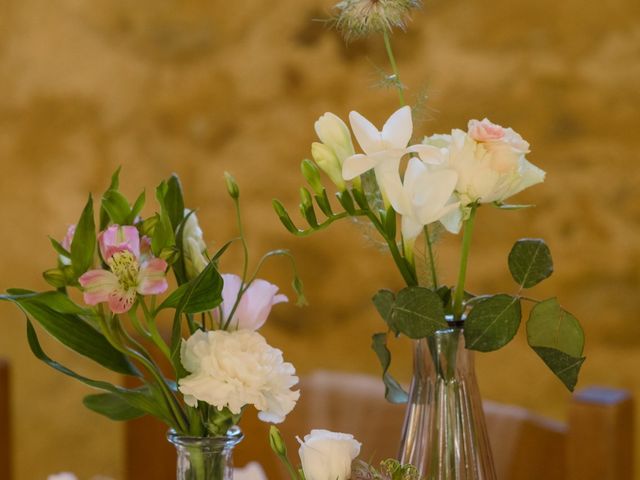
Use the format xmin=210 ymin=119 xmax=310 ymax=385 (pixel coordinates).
xmin=312 ymin=142 xmax=346 ymax=190
xmin=298 ymin=429 xmax=361 ymax=480
xmin=182 ymin=210 xmax=208 ymax=280
xmin=47 ymin=474 xmax=78 ymax=480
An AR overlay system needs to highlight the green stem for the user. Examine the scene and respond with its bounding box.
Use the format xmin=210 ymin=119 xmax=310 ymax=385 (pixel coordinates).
xmin=452 ymin=205 xmax=478 ymax=320
xmin=424 ymin=225 xmax=438 ymax=289
xmin=383 ymin=29 xmax=405 ymax=106
xmin=140 ymin=298 xmax=172 ymax=360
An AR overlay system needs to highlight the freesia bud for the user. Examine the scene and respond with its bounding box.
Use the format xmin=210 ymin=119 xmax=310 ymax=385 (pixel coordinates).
xmin=272 ymin=200 xmax=298 ymax=233
xmin=301 ymin=159 xmax=324 ymax=195
xmin=312 ymin=142 xmax=346 ymax=191
xmin=314 ymin=112 xmax=355 ymax=163
xmin=224 ymin=172 xmax=240 ymax=199
xmin=182 ymin=211 xmax=209 ymax=280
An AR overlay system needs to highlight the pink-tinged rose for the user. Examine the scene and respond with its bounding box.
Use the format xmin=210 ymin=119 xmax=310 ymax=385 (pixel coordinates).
xmin=468 ymin=118 xmax=505 ymax=142
xmin=99 ymin=225 xmax=140 ymax=261
xmin=217 ymin=274 xmax=288 ymax=330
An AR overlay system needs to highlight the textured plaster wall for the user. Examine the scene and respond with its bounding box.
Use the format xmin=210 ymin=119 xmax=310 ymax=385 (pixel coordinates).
xmin=0 ymin=0 xmax=639 ymax=478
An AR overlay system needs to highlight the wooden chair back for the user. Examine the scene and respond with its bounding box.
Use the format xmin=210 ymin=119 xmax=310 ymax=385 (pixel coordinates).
xmin=126 ymin=371 xmax=635 ymax=480
xmin=0 ymin=360 xmax=11 ymax=480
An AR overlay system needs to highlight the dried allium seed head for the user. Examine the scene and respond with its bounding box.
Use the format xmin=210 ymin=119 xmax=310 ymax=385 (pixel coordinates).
xmin=333 ymin=0 xmax=421 ymax=41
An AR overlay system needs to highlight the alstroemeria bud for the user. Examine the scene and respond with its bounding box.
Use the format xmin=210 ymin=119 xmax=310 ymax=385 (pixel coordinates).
xmin=312 ymin=142 xmax=346 ymax=191
xmin=224 ymin=172 xmax=240 ymax=199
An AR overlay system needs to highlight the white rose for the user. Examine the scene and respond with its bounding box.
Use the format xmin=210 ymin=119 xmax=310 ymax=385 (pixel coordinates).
xmin=298 ymin=429 xmax=361 ymax=480
xmin=182 ymin=210 xmax=208 ymax=280
xmin=178 ymin=330 xmax=300 ymax=423
xmin=47 ymin=474 xmax=78 ymax=480
xmin=413 ymin=120 xmax=545 ymax=206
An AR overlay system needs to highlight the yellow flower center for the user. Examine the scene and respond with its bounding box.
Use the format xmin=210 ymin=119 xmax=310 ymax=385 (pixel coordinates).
xmin=108 ymin=250 xmax=140 ymax=290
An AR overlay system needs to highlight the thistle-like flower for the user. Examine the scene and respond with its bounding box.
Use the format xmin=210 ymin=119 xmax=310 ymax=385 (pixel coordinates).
xmin=333 ymin=0 xmax=421 ymax=41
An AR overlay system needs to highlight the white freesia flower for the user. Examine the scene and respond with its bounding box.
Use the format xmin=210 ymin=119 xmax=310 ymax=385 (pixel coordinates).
xmin=412 ymin=119 xmax=545 ymax=206
xmin=342 ymin=106 xmax=412 ymax=207
xmin=298 ymin=429 xmax=361 ymax=480
xmin=312 ymin=113 xmax=355 ymax=190
xmin=178 ymin=330 xmax=300 ymax=423
xmin=182 ymin=210 xmax=208 ymax=280
xmin=389 ymin=157 xmax=460 ymax=245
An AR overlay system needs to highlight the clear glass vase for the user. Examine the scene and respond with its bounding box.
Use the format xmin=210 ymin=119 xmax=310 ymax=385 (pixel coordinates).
xmin=397 ymin=326 xmax=496 ymax=479
xmin=168 ymin=427 xmax=244 ymax=480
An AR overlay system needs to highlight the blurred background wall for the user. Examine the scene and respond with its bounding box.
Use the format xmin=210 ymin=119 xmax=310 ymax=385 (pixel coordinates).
xmin=0 ymin=0 xmax=639 ymax=478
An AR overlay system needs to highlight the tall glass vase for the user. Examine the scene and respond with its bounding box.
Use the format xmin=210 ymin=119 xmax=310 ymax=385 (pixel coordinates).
xmin=397 ymin=327 xmax=496 ymax=479
xmin=168 ymin=427 xmax=243 ymax=480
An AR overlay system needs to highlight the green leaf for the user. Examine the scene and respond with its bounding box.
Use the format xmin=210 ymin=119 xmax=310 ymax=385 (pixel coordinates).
xmin=3 ymin=293 xmax=138 ymax=376
xmin=100 ymin=167 xmax=122 ymax=230
xmin=371 ymin=333 xmax=408 ymax=404
xmin=169 ymin=260 xmax=223 ymax=373
xmin=71 ymin=196 xmax=96 ymax=277
xmin=372 ymin=289 xmax=396 ymax=333
xmin=532 ymin=347 xmax=585 ymax=392
xmin=128 ymin=191 xmax=146 ymax=224
xmin=493 ymin=202 xmax=534 ymax=210
xmin=164 ymin=175 xmax=185 ymax=231
xmin=43 ymin=269 xmax=66 ymax=288
xmin=26 ymin=320 xmax=175 ymax=426
xmin=101 ymin=190 xmax=132 ymax=225
xmin=464 ymin=294 xmax=521 ymax=352
xmin=83 ymin=392 xmax=146 ymax=421
xmin=151 ymin=212 xmax=174 ymax=257
xmin=527 ymin=298 xmax=585 ymax=391
xmin=390 ymin=287 xmax=447 ymax=339
xmin=508 ymin=239 xmax=553 ymax=288
xmin=527 ymin=298 xmax=584 ymax=357
xmin=48 ymin=236 xmax=70 ymax=258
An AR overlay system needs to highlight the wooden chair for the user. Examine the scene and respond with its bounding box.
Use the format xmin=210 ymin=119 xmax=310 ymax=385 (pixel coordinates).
xmin=0 ymin=360 xmax=12 ymax=480
xmin=127 ymin=371 xmax=635 ymax=480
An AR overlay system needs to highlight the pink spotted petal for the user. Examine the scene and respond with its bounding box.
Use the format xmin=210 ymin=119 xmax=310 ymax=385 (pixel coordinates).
xmin=107 ymin=287 xmax=137 ymax=314
xmin=137 ymin=258 xmax=168 ymax=295
xmin=79 ymin=269 xmax=119 ymax=306
xmin=99 ymin=225 xmax=140 ymax=261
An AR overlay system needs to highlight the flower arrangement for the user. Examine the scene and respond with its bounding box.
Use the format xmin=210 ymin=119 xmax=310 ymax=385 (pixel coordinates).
xmin=1 ymin=169 xmax=305 ymax=439
xmin=273 ymin=0 xmax=585 ymax=401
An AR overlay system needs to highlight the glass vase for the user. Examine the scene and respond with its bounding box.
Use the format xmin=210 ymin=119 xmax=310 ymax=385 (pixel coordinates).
xmin=397 ymin=326 xmax=496 ymax=479
xmin=168 ymin=427 xmax=243 ymax=480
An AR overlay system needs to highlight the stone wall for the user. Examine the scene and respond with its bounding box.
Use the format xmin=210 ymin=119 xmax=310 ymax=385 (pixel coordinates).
xmin=0 ymin=0 xmax=638 ymax=478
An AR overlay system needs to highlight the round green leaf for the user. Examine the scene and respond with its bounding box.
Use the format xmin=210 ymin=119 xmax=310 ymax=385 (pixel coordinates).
xmin=390 ymin=287 xmax=446 ymax=339
xmin=508 ymin=239 xmax=553 ymax=288
xmin=526 ymin=298 xmax=584 ymax=357
xmin=464 ymin=294 xmax=521 ymax=352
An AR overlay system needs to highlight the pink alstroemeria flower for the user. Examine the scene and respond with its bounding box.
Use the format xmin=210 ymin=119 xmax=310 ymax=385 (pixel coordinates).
xmin=216 ymin=274 xmax=288 ymax=331
xmin=79 ymin=225 xmax=168 ymax=314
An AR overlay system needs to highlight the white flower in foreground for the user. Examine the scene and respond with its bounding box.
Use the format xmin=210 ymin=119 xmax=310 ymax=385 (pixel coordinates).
xmin=342 ymin=106 xmax=412 ymax=207
xmin=389 ymin=157 xmax=460 ymax=245
xmin=182 ymin=210 xmax=209 ymax=280
xmin=178 ymin=330 xmax=299 ymax=423
xmin=216 ymin=274 xmax=288 ymax=331
xmin=312 ymin=112 xmax=355 ymax=190
xmin=298 ymin=429 xmax=362 ymax=480
xmin=412 ymin=119 xmax=545 ymax=206
xmin=47 ymin=474 xmax=78 ymax=480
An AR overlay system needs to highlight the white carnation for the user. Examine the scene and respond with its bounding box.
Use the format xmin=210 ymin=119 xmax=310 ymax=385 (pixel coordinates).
xmin=178 ymin=329 xmax=300 ymax=423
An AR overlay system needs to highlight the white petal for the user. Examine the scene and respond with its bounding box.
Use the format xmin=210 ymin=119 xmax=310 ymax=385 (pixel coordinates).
xmin=401 ymin=215 xmax=424 ymax=243
xmin=349 ymin=110 xmax=383 ymax=154
xmin=342 ymin=153 xmax=378 ymax=180
xmin=407 ymin=144 xmax=447 ymax=165
xmin=413 ymin=169 xmax=459 ymax=221
xmin=382 ymin=106 xmax=413 ymax=149
xmin=440 ymin=205 xmax=463 ymax=234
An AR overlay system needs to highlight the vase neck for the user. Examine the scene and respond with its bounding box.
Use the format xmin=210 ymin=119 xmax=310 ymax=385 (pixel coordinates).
xmin=168 ymin=427 xmax=243 ymax=480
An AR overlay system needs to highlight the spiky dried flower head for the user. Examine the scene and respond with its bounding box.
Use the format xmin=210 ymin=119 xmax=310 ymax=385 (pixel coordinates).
xmin=333 ymin=0 xmax=421 ymax=41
